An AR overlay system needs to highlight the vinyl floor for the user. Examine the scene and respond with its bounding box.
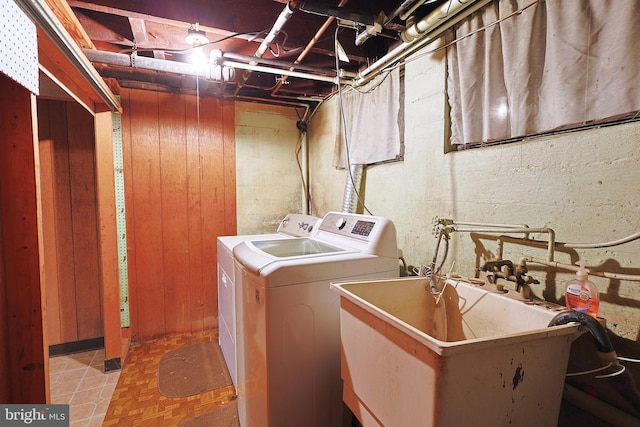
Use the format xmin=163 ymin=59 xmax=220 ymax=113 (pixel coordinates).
xmin=102 ymin=330 xmax=236 ymax=426
xmin=50 ymin=330 xmax=234 ymax=426
xmin=50 ymin=329 xmax=619 ymax=427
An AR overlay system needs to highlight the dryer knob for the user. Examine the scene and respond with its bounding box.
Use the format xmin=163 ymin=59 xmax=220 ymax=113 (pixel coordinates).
xmin=336 ymin=218 xmax=347 ymax=230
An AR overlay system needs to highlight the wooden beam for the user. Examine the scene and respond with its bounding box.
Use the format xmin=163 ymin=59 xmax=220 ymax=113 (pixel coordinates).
xmin=94 ymin=110 xmax=124 ymax=366
xmin=44 ymin=0 xmax=95 ymax=49
xmin=68 ymin=0 xmax=252 ymax=38
xmin=128 ymin=17 xmax=148 ymax=45
xmin=38 ymin=27 xmax=114 ymax=114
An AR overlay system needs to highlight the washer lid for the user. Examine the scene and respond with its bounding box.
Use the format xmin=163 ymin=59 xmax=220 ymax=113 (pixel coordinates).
xmin=251 ymin=238 xmax=344 ymax=258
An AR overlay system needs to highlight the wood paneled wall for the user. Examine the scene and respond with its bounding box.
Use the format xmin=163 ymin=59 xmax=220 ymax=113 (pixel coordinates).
xmin=0 ymin=74 xmax=47 ymax=403
xmin=120 ymin=89 xmax=236 ymax=342
xmin=38 ymin=99 xmax=103 ymax=346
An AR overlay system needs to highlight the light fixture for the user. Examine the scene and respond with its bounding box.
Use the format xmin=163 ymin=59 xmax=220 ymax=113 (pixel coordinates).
xmin=185 ymin=23 xmax=209 ymax=47
xmin=186 ymin=23 xmax=209 ymax=64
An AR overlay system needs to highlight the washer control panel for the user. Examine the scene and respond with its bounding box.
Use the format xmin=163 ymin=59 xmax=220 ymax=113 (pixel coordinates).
xmin=318 ymin=212 xmax=379 ymax=241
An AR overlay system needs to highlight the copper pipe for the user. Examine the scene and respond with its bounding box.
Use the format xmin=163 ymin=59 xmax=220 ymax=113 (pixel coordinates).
xmin=272 ymin=0 xmax=349 ymax=96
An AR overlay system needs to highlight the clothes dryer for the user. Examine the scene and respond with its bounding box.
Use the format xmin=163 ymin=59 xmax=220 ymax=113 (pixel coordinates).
xmin=217 ymin=213 xmax=319 ymax=385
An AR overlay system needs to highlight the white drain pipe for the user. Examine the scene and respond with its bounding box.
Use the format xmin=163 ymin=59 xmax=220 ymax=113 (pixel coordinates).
xmin=234 ymin=1 xmax=297 ymax=95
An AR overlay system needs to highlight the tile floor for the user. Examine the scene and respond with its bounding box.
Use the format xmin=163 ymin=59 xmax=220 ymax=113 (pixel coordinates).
xmin=49 ymin=349 xmax=121 ymax=426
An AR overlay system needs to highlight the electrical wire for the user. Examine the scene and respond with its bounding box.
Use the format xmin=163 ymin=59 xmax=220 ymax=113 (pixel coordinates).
xmin=595 ymin=365 xmax=626 ymax=379
xmin=334 ymin=26 xmax=372 ymax=215
xmin=565 ymin=363 xmax=628 ymax=379
xmin=565 ymin=363 xmax=613 ymax=378
xmin=268 ymin=31 xmax=291 ymax=57
xmin=294 ymin=128 xmax=312 ymax=213
xmin=119 ymin=30 xmax=266 ymax=55
xmin=350 ymin=70 xmax=393 ymax=94
xmin=619 ymin=356 xmax=640 ymax=363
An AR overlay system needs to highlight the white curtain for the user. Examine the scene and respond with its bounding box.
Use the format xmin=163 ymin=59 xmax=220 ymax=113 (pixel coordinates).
xmin=447 ymin=0 xmax=640 ymax=145
xmin=333 ymin=68 xmax=402 ymax=168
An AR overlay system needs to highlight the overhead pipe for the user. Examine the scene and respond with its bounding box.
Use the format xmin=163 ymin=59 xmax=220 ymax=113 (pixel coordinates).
xmin=272 ymin=0 xmax=350 ymax=96
xmin=399 ymin=0 xmax=438 ymax=21
xmin=355 ymin=0 xmax=491 ymax=87
xmin=234 ymin=1 xmax=298 ymax=96
xmin=385 ymin=0 xmax=424 ymax=25
xmin=84 ymin=49 xmax=209 ymax=77
xmin=222 ymin=51 xmax=354 ymax=77
xmin=15 ymin=0 xmax=122 ymax=113
xmin=82 ymin=49 xmax=348 ymax=85
xmin=220 ymin=60 xmax=346 ymax=84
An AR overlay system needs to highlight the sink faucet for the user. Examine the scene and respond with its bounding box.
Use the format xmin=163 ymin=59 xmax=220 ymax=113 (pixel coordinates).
xmin=480 ymin=259 xmax=539 ymax=295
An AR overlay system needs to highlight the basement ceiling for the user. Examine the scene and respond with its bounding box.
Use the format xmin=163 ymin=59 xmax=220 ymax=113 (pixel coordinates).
xmin=67 ymin=0 xmax=450 ymax=107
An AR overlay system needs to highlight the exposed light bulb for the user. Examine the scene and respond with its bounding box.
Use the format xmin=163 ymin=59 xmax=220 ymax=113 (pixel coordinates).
xmin=186 ymin=23 xmax=210 ymax=65
xmin=189 ymin=46 xmax=207 ymax=65
xmin=185 ymin=23 xmax=209 ymax=47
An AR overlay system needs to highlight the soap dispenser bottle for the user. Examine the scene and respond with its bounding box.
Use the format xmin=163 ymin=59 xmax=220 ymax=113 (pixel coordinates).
xmin=565 ymin=260 xmax=599 ymax=318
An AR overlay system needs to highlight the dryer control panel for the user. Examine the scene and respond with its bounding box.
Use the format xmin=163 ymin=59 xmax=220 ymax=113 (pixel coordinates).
xmin=277 ymin=213 xmax=320 ymax=237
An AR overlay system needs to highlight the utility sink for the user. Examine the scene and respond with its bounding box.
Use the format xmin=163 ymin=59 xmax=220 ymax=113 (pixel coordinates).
xmin=330 ymin=276 xmax=581 ymax=427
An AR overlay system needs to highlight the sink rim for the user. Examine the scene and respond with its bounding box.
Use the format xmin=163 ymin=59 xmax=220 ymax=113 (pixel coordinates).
xmin=330 ymin=276 xmax=581 ymax=357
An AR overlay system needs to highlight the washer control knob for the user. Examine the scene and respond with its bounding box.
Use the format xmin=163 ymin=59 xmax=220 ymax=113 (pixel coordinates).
xmin=336 ymin=218 xmax=347 ymax=230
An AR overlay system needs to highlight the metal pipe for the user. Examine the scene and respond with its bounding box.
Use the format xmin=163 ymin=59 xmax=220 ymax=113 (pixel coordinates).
xmin=222 ymin=51 xmax=350 ymax=76
xmin=449 ymin=220 xmax=531 ymax=230
xmin=82 ymin=49 xmax=344 ymax=85
xmin=401 ymin=0 xmax=490 ymax=43
xmin=563 ymin=231 xmax=640 ymax=249
xmin=84 ymin=49 xmax=209 ymax=77
xmin=386 ymin=0 xmax=423 ymax=25
xmin=399 ymin=0 xmax=429 ymax=21
xmin=356 ymin=0 xmax=491 ymax=87
xmin=449 ymin=226 xmax=556 ymax=262
xmin=521 ymin=257 xmax=640 ymax=282
xmin=272 ymin=0 xmax=350 ymax=96
xmin=15 ymin=0 xmax=121 ymax=113
xmin=220 ymin=60 xmax=342 ymax=84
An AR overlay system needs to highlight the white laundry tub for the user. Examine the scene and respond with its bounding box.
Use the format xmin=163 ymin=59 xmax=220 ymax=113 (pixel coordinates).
xmin=330 ymin=276 xmax=581 ymax=427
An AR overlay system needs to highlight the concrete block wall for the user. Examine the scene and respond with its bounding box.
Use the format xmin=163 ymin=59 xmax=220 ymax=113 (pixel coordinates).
xmin=307 ymin=40 xmax=640 ymax=340
xmin=234 ymin=102 xmax=304 ymax=235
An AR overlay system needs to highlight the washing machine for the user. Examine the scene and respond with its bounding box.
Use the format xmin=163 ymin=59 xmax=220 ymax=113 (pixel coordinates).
xmin=217 ymin=213 xmax=319 ymax=386
xmin=233 ymin=212 xmax=399 ymax=427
